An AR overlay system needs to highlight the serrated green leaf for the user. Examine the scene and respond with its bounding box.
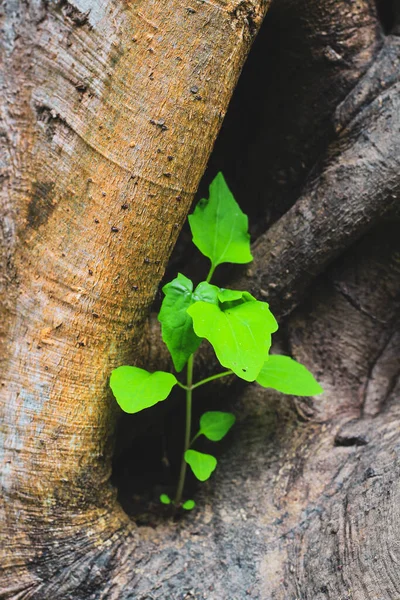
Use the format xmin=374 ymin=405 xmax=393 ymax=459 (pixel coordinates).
xmin=158 ymin=273 xmax=201 ymax=372
xmin=199 ymin=411 xmax=236 ymax=441
xmin=188 ymin=172 xmax=253 ymax=271
xmin=187 ymin=292 xmax=278 ymax=381
xmin=184 ymin=449 xmax=217 ymax=481
xmin=160 ymin=493 xmax=171 ymax=505
xmin=182 ymin=499 xmax=196 ymax=510
xmin=256 ymin=355 xmax=323 ymax=396
xmin=110 ymin=366 xmax=177 ymax=414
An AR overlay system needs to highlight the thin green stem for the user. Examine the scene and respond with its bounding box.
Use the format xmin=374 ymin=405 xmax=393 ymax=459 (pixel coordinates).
xmin=175 ymin=380 xmax=189 ymax=391
xmin=189 ymin=432 xmax=200 ymax=446
xmin=205 ymin=264 xmax=216 ymax=283
xmin=174 ymin=354 xmax=194 ymax=507
xmin=192 ymin=370 xmax=234 ymax=390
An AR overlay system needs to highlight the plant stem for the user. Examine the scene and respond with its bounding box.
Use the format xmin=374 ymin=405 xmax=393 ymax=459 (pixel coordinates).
xmin=174 ymin=353 xmax=194 ymax=506
xmin=205 ymin=264 xmax=216 ymax=283
xmin=192 ymin=370 xmax=234 ymax=390
xmin=175 ymin=380 xmax=189 ymax=391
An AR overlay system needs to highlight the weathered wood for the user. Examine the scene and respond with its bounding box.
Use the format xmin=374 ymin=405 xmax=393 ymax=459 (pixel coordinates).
xmin=0 ymin=0 xmax=269 ymax=596
xmin=1 ymin=0 xmax=399 ymax=598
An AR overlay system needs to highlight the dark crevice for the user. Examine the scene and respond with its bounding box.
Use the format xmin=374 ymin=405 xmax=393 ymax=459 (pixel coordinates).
xmin=334 ymin=434 xmax=369 ymax=447
xmin=375 ymin=0 xmax=397 ymax=33
xmin=112 ymin=380 xmax=238 ymax=523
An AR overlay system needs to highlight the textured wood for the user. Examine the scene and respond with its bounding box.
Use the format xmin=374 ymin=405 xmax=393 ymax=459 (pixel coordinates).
xmin=0 ymin=0 xmax=269 ymax=596
xmin=1 ymin=0 xmax=399 ymax=598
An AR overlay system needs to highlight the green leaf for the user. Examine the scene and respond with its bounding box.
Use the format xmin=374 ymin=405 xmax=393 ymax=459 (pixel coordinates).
xmin=193 ymin=281 xmax=220 ymax=305
xmin=158 ymin=273 xmax=202 ymax=372
xmin=256 ymin=355 xmax=324 ymax=396
xmin=160 ymin=494 xmax=171 ymax=505
xmin=217 ymin=288 xmax=250 ymax=303
xmin=199 ymin=411 xmax=236 ymax=442
xmin=188 ymin=172 xmax=253 ymax=271
xmin=182 ymin=499 xmax=196 ymax=510
xmin=187 ymin=292 xmax=278 ymax=382
xmin=184 ymin=449 xmax=217 ymax=481
xmin=110 ymin=366 xmax=177 ymax=414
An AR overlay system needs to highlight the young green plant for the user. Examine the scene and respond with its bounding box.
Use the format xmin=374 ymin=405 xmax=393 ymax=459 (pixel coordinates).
xmin=110 ymin=172 xmax=323 ymax=509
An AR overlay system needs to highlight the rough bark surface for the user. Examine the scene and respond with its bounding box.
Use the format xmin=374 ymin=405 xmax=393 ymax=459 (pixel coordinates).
xmin=1 ymin=0 xmax=399 ymax=598
xmin=0 ymin=0 xmax=268 ymax=596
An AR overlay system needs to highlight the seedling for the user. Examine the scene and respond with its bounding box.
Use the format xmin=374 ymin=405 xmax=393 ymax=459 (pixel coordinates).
xmin=110 ymin=173 xmax=323 ymax=510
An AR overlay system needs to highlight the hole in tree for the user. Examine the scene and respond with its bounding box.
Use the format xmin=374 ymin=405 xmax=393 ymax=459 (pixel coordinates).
xmin=111 ymin=0 xmax=359 ymax=523
xmin=111 ymin=380 xmax=238 ymax=525
xmin=375 ymin=0 xmax=397 ymax=33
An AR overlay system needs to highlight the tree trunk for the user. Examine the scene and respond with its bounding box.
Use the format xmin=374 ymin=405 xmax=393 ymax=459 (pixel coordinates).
xmin=0 ymin=0 xmax=268 ymax=596
xmin=1 ymin=0 xmax=399 ymax=598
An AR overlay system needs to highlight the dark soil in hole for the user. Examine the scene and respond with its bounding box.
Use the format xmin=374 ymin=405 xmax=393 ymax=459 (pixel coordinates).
xmin=111 ymin=380 xmax=238 ymax=526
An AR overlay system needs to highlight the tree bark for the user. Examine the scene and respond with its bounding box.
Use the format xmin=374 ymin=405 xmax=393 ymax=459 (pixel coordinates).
xmin=1 ymin=0 xmax=400 ymax=598
xmin=0 ymin=0 xmax=269 ymax=596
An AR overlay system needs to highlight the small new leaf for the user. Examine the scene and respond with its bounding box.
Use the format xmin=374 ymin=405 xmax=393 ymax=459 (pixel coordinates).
xmin=182 ymin=499 xmax=196 ymax=510
xmin=188 ymin=290 xmax=278 ymax=381
xmin=110 ymin=366 xmax=177 ymax=414
xmin=188 ymin=172 xmax=253 ymax=271
xmin=184 ymin=449 xmax=217 ymax=481
xmin=158 ymin=273 xmax=201 ymax=372
xmin=160 ymin=494 xmax=171 ymax=505
xmin=256 ymin=355 xmax=324 ymax=396
xmin=199 ymin=411 xmax=236 ymax=442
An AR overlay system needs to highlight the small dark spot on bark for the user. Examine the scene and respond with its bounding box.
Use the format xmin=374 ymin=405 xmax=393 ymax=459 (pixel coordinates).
xmin=334 ymin=433 xmax=369 ymax=447
xmin=27 ymin=181 xmax=56 ymax=229
xmin=121 ymin=203 xmax=129 ymax=210
xmin=190 ymin=85 xmax=199 ymax=94
xmin=167 ymin=155 xmax=174 ymax=161
xmin=320 ymin=585 xmax=329 ymax=594
xmin=111 ymin=226 xmax=119 ymax=232
xmin=45 ymin=366 xmax=49 ymax=371
xmin=59 ymin=0 xmax=91 ymax=28
xmin=94 ymin=218 xmax=100 ymax=224
xmin=75 ymin=81 xmax=87 ymax=92
xmin=364 ymin=467 xmax=376 ymax=479
xmin=195 ymin=95 xmax=202 ymax=101
xmin=132 ymin=285 xmax=138 ymax=291
xmin=144 ymin=257 xmax=150 ymax=264
xmin=92 ymin=312 xmax=99 ymax=318
xmin=132 ymin=37 xmax=137 ymax=42
xmin=163 ymin=172 xmax=172 ymax=178
xmin=88 ymin=269 xmax=93 ymax=275
xmin=186 ymin=7 xmax=196 ymax=14
xmin=176 ymin=195 xmax=181 ymax=201
xmin=78 ymin=341 xmax=85 ymax=347
xmin=150 ymin=118 xmax=168 ymax=132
